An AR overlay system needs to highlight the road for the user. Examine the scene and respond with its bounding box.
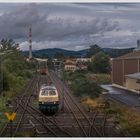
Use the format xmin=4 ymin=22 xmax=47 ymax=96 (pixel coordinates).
xmin=101 ymin=85 xmax=140 ymax=111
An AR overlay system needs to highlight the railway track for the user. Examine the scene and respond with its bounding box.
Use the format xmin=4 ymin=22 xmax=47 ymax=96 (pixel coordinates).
xmin=0 ymin=74 xmax=38 ymax=136
xmin=49 ymin=71 xmax=103 ymax=137
xmin=0 ymin=74 xmax=74 ymax=137
xmin=12 ymin=74 xmax=39 ymax=137
xmin=14 ymin=74 xmax=73 ymax=137
xmin=0 ymin=72 xmax=121 ymax=137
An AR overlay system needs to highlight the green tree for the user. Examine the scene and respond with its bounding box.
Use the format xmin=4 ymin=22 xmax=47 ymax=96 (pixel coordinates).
xmin=54 ymin=52 xmax=65 ymax=60
xmin=86 ymin=44 xmax=103 ymax=57
xmin=0 ymin=38 xmax=33 ymax=94
xmin=0 ymin=38 xmax=19 ymax=51
xmin=88 ymin=52 xmax=111 ymax=73
xmin=71 ymin=76 xmax=101 ymax=98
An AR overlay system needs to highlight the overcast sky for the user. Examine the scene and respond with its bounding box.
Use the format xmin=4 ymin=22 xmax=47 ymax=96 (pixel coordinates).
xmin=0 ymin=3 xmax=140 ymax=51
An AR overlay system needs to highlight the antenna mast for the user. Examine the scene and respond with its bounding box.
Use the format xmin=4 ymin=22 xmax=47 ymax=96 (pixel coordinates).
xmin=29 ymin=26 xmax=32 ymax=60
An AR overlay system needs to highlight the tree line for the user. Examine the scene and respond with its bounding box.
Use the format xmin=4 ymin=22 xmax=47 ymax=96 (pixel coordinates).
xmin=0 ymin=39 xmax=33 ymax=96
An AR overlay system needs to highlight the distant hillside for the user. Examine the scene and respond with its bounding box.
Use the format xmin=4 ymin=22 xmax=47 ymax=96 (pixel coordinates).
xmin=22 ymin=48 xmax=87 ymax=58
xmin=103 ymin=48 xmax=134 ymax=58
xmin=22 ymin=47 xmax=135 ymax=58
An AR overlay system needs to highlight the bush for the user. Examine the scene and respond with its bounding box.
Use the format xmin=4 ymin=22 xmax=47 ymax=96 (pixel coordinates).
xmin=86 ymin=73 xmax=111 ymax=84
xmin=88 ymin=52 xmax=111 ymax=73
xmin=63 ymin=71 xmax=102 ymax=99
xmin=71 ymin=75 xmax=102 ymax=98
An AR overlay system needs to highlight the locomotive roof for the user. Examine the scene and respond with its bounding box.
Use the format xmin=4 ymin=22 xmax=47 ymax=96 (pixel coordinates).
xmin=40 ymin=85 xmax=56 ymax=90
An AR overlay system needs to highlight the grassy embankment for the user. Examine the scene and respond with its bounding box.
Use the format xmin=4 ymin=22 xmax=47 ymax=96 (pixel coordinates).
xmin=81 ymin=97 xmax=140 ymax=136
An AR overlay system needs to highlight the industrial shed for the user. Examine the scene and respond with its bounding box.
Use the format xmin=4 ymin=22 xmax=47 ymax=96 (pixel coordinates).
xmin=111 ymin=50 xmax=140 ymax=90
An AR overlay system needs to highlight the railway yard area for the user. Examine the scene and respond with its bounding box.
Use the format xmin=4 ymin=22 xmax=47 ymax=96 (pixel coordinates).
xmin=0 ymin=72 xmax=124 ymax=137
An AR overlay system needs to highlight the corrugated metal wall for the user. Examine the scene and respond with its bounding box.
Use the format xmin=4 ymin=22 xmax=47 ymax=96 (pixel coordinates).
xmin=112 ymin=58 xmax=139 ymax=86
xmin=124 ymin=59 xmax=138 ymax=82
xmin=112 ymin=59 xmax=123 ymax=86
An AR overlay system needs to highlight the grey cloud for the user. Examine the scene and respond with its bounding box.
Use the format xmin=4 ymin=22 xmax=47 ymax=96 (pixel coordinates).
xmin=0 ymin=3 xmax=119 ymax=42
xmin=0 ymin=3 xmax=140 ymax=50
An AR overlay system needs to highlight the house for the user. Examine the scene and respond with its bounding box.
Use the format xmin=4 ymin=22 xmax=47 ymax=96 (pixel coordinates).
xmin=76 ymin=61 xmax=87 ymax=70
xmin=64 ymin=59 xmax=77 ymax=72
xmin=76 ymin=58 xmax=91 ymax=63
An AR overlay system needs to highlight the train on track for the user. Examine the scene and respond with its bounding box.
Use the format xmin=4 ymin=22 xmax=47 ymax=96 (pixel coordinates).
xmin=38 ymin=68 xmax=48 ymax=75
xmin=37 ymin=59 xmax=48 ymax=75
xmin=38 ymin=84 xmax=59 ymax=114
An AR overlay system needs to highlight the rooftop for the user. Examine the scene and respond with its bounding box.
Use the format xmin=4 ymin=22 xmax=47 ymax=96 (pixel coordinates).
xmin=125 ymin=72 xmax=140 ymax=80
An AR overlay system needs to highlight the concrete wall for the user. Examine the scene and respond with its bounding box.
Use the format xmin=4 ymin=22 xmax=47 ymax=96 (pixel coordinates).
xmin=126 ymin=77 xmax=140 ymax=91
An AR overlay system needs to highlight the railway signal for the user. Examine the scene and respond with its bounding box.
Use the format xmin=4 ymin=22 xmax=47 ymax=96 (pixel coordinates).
xmin=4 ymin=112 xmax=16 ymax=121
xmin=4 ymin=112 xmax=16 ymax=137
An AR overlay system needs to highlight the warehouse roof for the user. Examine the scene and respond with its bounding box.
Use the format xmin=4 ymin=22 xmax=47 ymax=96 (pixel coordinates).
xmin=114 ymin=50 xmax=140 ymax=60
xmin=125 ymin=72 xmax=140 ymax=80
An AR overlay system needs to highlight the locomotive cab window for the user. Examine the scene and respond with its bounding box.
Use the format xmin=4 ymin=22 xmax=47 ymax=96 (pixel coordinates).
xmin=49 ymin=90 xmax=56 ymax=96
xmin=41 ymin=90 xmax=49 ymax=96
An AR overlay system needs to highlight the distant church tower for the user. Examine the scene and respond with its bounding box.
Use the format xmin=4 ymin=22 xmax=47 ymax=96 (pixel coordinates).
xmin=29 ymin=26 xmax=32 ymax=59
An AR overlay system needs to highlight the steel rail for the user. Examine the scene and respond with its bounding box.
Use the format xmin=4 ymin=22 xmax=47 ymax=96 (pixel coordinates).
xmin=0 ymin=75 xmax=36 ymax=136
xmin=49 ymin=73 xmax=88 ymax=136
xmin=28 ymin=105 xmax=73 ymax=137
xmin=64 ymin=96 xmax=88 ymax=137
xmin=88 ymin=112 xmax=98 ymax=136
xmin=13 ymin=75 xmax=39 ymax=137
xmin=101 ymin=113 xmax=107 ymax=136
xmin=17 ymin=102 xmax=58 ymax=137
